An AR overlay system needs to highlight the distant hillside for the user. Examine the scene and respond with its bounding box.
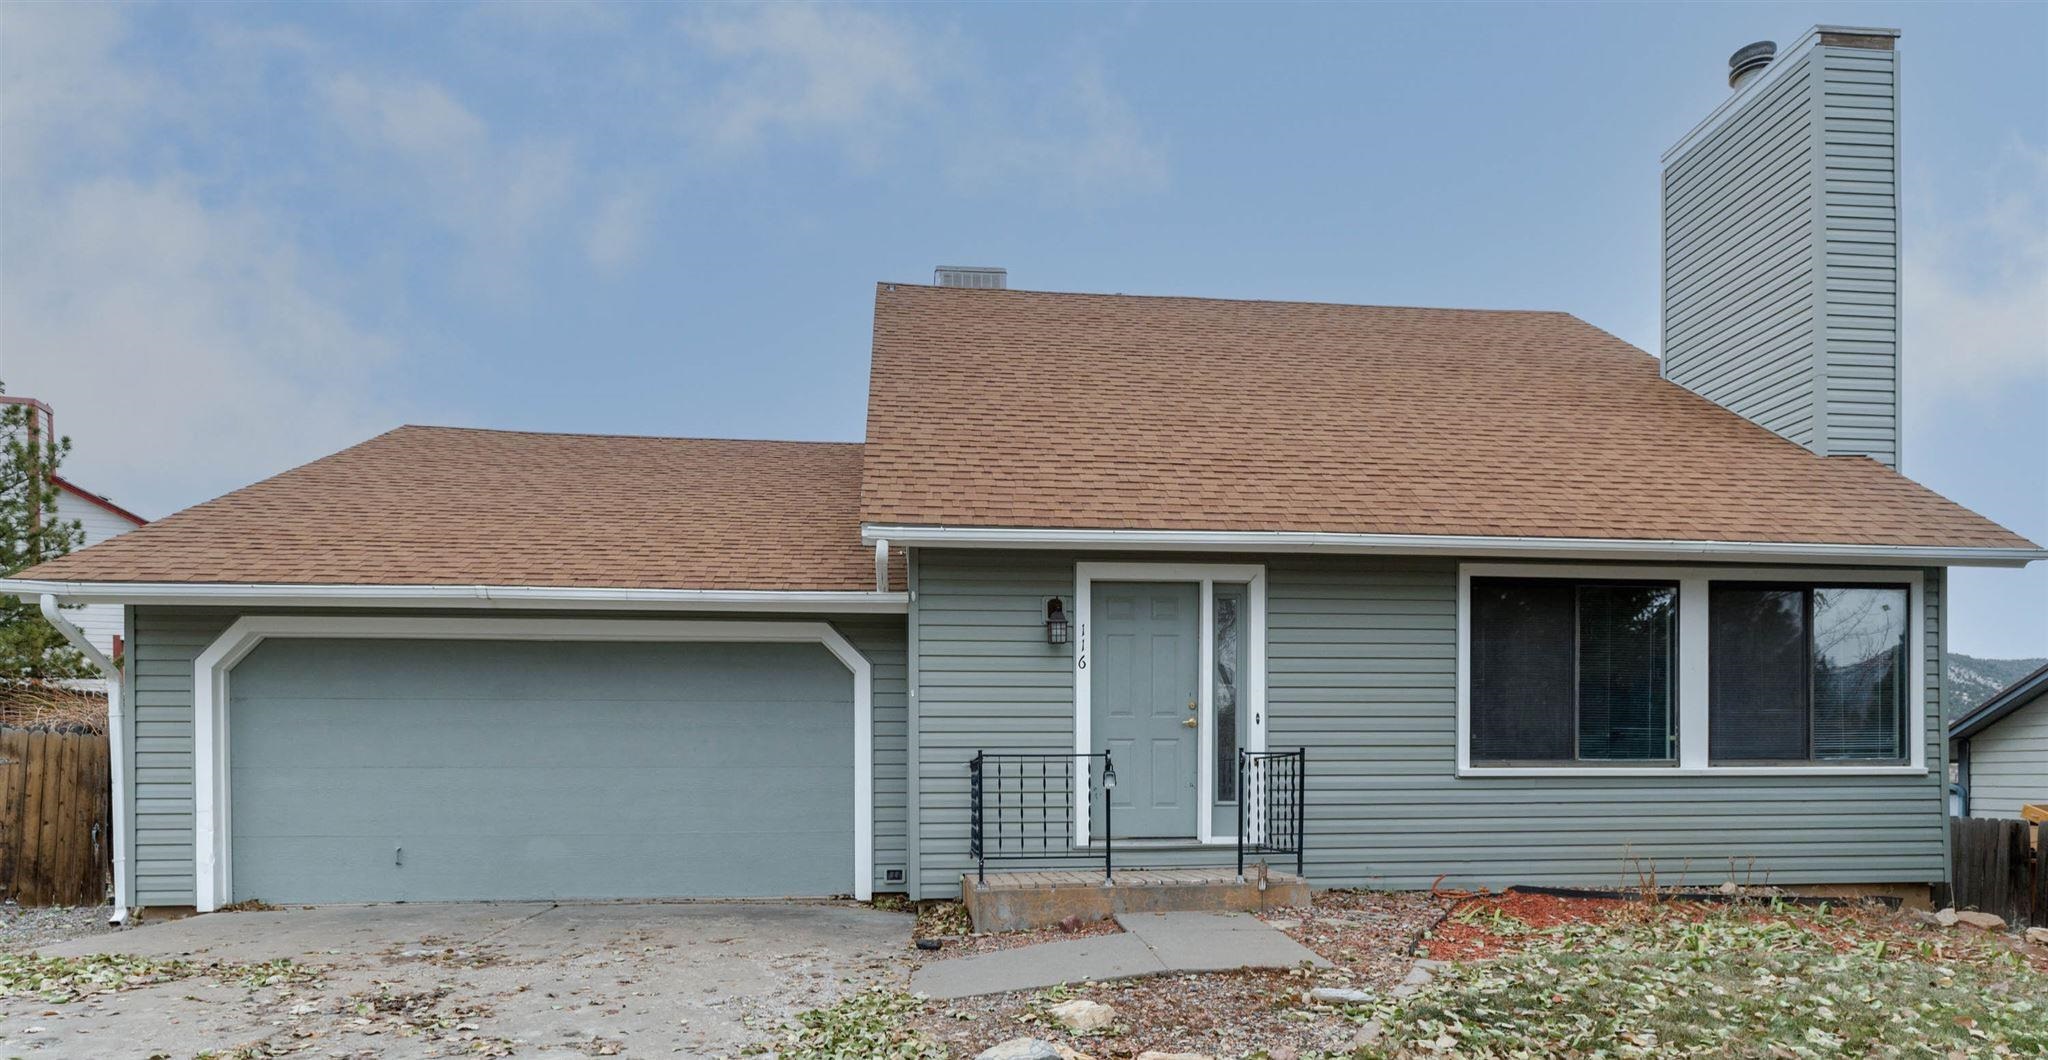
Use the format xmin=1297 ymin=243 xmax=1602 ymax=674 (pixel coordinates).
xmin=1947 ymin=654 xmax=2048 ymax=721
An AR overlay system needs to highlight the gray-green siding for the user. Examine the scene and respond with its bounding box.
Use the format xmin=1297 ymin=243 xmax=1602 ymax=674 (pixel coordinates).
xmin=1662 ymin=40 xmax=1899 ymax=468
xmin=124 ymin=608 xmax=908 ymax=907
xmin=908 ymin=550 xmax=1947 ymax=898
xmin=1963 ymin=694 xmax=2048 ymax=820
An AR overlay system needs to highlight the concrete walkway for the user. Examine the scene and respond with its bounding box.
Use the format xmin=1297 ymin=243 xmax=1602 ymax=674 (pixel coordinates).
xmin=911 ymin=910 xmax=1330 ymax=999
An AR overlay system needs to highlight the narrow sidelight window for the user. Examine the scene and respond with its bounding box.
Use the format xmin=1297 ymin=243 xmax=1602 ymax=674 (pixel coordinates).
xmin=1214 ymin=584 xmax=1246 ymax=801
xmin=1709 ymin=584 xmax=1909 ymax=763
xmin=1469 ymin=578 xmax=1676 ymax=764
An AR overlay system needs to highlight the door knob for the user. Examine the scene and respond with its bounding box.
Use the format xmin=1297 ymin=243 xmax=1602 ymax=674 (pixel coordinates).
xmin=1181 ymin=717 xmax=1198 ymax=728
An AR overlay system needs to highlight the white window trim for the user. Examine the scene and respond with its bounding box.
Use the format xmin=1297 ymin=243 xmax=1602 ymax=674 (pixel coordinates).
xmin=1457 ymin=563 xmax=1926 ymax=778
xmin=192 ymin=615 xmax=874 ymax=912
xmin=1073 ymin=562 xmax=1267 ymax=845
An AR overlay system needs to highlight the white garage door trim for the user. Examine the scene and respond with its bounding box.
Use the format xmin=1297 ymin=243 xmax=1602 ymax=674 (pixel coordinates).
xmin=193 ymin=615 xmax=873 ymax=911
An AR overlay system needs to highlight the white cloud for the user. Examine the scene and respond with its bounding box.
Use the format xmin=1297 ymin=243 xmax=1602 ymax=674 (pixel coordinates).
xmin=0 ymin=6 xmax=409 ymax=516
xmin=1903 ymin=144 xmax=2048 ymax=403
xmin=684 ymin=4 xmax=932 ymax=161
xmin=321 ymin=73 xmax=580 ymax=292
xmin=948 ymin=62 xmax=1169 ymax=201
xmin=0 ymin=3 xmax=153 ymax=186
xmin=680 ymin=6 xmax=1168 ymax=201
xmin=0 ymin=177 xmax=407 ymax=517
xmin=585 ymin=188 xmax=653 ymax=272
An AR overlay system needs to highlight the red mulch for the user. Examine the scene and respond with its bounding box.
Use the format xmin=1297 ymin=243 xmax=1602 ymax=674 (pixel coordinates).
xmin=1418 ymin=891 xmax=1636 ymax=960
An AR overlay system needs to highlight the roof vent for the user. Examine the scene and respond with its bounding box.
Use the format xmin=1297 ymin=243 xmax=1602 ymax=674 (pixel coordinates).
xmin=1727 ymin=40 xmax=1776 ymax=90
xmin=934 ymin=266 xmax=1006 ymax=290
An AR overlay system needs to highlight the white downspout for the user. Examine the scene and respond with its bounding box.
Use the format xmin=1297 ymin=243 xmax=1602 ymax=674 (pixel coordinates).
xmin=874 ymin=539 xmax=890 ymax=593
xmin=40 ymin=594 xmax=129 ymax=925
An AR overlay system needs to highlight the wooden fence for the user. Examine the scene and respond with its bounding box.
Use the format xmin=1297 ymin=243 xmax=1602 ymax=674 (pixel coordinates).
xmin=0 ymin=729 xmax=112 ymax=907
xmin=1949 ymin=816 xmax=2045 ymax=928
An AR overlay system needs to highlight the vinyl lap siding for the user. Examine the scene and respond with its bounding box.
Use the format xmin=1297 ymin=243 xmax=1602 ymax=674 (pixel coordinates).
xmin=124 ymin=608 xmax=909 ymax=907
xmin=1967 ymin=695 xmax=2048 ymax=820
xmin=910 ymin=551 xmax=1948 ymax=897
xmin=1818 ymin=45 xmax=1899 ymax=467
xmin=1663 ymin=55 xmax=1817 ymax=446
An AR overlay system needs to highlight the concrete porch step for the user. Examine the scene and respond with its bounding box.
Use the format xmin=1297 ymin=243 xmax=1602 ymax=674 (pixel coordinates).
xmin=961 ymin=867 xmax=1310 ymax=932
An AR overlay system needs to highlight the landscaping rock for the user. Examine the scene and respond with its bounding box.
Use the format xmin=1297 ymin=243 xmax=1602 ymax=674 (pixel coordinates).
xmin=2026 ymin=927 xmax=2048 ymax=946
xmin=1133 ymin=1053 xmax=1213 ymax=1060
xmin=1053 ymin=1046 xmax=1096 ymax=1060
xmin=1351 ymin=1021 xmax=1384 ymax=1047
xmin=1933 ymin=907 xmax=1960 ymax=927
xmin=1719 ymin=880 xmax=1740 ymax=895
xmin=1046 ymin=998 xmax=1115 ymax=1034
xmin=978 ymin=1038 xmax=1063 ymax=1060
xmin=1265 ymin=918 xmax=1302 ymax=932
xmin=1306 ymin=986 xmax=1374 ymax=1005
xmin=1954 ymin=911 xmax=2007 ymax=931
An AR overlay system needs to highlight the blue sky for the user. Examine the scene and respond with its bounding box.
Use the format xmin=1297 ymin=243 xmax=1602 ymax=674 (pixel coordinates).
xmin=3 ymin=2 xmax=2043 ymax=656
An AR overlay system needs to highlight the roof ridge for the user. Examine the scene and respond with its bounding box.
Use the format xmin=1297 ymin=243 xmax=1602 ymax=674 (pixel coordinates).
xmin=877 ymin=281 xmax=1579 ymax=317
xmin=392 ymin=424 xmax=864 ymax=448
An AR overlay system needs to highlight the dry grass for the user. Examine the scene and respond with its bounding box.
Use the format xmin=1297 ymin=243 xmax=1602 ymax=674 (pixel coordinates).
xmin=0 ymin=682 xmax=106 ymax=734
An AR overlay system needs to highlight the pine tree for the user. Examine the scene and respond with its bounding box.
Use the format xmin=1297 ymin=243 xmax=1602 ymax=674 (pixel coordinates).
xmin=0 ymin=382 xmax=93 ymax=681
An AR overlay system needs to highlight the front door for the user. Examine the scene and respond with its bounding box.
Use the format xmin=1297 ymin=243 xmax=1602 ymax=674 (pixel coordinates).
xmin=1091 ymin=582 xmax=1199 ymax=838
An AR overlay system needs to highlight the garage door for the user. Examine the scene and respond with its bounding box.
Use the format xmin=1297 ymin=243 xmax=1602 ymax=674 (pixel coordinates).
xmin=226 ymin=638 xmax=855 ymax=903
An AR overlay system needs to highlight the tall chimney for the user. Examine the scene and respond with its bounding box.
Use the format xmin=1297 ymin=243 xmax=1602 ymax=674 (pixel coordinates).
xmin=1660 ymin=27 xmax=1903 ymax=468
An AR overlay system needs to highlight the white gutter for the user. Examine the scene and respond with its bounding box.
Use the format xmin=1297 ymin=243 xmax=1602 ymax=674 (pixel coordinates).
xmin=1 ymin=581 xmax=910 ymax=613
xmin=859 ymin=524 xmax=2047 ymax=569
xmin=39 ymin=595 xmax=129 ymax=925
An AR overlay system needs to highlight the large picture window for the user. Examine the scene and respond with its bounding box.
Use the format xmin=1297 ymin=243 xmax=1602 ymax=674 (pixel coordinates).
xmin=1469 ymin=578 xmax=1676 ymax=764
xmin=1709 ymin=584 xmax=1910 ymax=763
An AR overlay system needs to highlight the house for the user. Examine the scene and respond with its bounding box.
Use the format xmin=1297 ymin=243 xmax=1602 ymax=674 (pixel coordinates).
xmin=48 ymin=474 xmax=147 ymax=661
xmin=5 ymin=25 xmax=2043 ymax=919
xmin=1950 ymin=664 xmax=2048 ymax=820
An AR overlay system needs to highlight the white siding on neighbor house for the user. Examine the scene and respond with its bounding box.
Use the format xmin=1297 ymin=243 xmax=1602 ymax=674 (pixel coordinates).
xmin=1661 ymin=36 xmax=1901 ymax=468
xmin=908 ymin=549 xmax=1948 ymax=899
xmin=48 ymin=487 xmax=141 ymax=660
xmin=123 ymin=607 xmax=909 ymax=908
xmin=1967 ymin=695 xmax=2048 ymax=820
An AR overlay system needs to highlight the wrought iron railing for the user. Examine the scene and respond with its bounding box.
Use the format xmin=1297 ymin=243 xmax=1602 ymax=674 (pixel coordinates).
xmin=969 ymin=751 xmax=1113 ymax=883
xmin=1238 ymin=748 xmax=1306 ymax=878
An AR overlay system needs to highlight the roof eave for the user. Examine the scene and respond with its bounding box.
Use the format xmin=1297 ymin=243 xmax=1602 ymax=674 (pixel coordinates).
xmin=1950 ymin=664 xmax=2048 ymax=740
xmin=861 ymin=524 xmax=2047 ymax=568
xmin=0 ymin=579 xmax=909 ymax=614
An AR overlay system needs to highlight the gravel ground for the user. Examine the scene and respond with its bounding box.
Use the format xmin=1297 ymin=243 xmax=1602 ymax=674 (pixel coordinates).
xmin=0 ymin=905 xmax=113 ymax=952
xmin=907 ymin=890 xmax=1448 ymax=1058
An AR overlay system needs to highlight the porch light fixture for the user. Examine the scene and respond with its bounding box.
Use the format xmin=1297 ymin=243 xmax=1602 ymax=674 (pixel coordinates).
xmin=1045 ymin=598 xmax=1070 ymax=645
xmin=1102 ymin=757 xmax=1117 ymax=791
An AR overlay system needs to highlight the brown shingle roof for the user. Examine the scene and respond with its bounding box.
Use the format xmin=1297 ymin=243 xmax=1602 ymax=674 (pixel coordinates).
xmin=22 ymin=427 xmax=885 ymax=591
xmin=860 ymin=284 xmax=2035 ymax=550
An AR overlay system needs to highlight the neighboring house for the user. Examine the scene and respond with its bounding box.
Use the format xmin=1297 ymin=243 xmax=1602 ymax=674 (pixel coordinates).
xmin=1950 ymin=665 xmax=2048 ymax=820
xmin=48 ymin=474 xmax=148 ymax=662
xmin=6 ymin=26 xmax=2044 ymax=919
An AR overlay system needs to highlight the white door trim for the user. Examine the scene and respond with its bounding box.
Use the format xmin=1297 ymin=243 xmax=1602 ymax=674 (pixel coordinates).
xmin=192 ymin=615 xmax=874 ymax=911
xmin=1074 ymin=562 xmax=1267 ymax=845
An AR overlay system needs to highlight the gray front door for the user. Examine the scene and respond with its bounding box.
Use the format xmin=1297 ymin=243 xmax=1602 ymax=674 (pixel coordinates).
xmin=1091 ymin=582 xmax=1199 ymax=838
xmin=227 ymin=638 xmax=855 ymax=903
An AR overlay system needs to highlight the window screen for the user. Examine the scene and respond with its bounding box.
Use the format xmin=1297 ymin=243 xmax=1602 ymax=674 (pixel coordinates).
xmin=1470 ymin=578 xmax=1675 ymax=764
xmin=1709 ymin=584 xmax=1909 ymax=763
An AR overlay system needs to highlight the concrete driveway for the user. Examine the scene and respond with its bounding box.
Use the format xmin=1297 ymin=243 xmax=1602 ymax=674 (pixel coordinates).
xmin=5 ymin=901 xmax=913 ymax=1059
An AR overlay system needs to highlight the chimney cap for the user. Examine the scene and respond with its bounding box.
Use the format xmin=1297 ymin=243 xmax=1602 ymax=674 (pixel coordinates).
xmin=1727 ymin=40 xmax=1777 ymax=89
